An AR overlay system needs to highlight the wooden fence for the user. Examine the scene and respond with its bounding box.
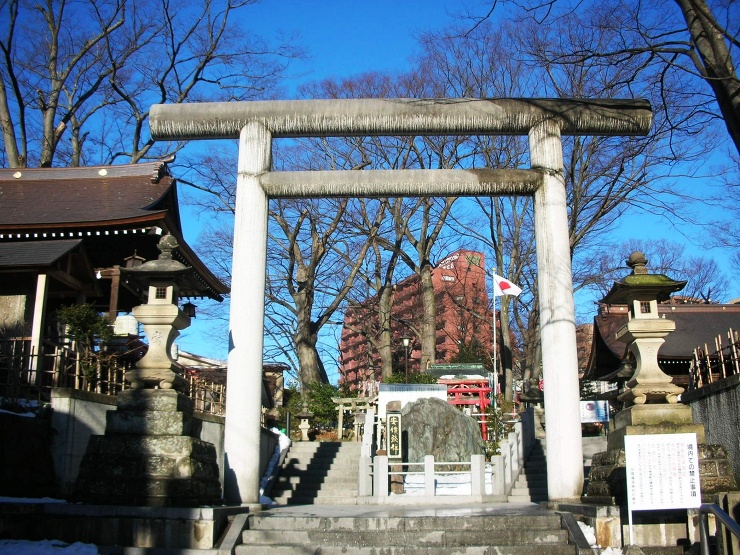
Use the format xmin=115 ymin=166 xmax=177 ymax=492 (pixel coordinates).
xmin=0 ymin=339 xmax=225 ymax=416
xmin=690 ymin=328 xmax=740 ymax=389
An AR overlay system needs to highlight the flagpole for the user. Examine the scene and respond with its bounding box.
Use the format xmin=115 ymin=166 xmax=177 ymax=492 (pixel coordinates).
xmin=491 ymin=277 xmax=498 ymax=408
xmin=492 ymin=274 xmax=498 ymax=397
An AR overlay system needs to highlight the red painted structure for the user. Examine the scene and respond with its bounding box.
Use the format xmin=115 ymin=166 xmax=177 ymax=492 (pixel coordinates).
xmin=439 ymin=378 xmax=493 ymax=439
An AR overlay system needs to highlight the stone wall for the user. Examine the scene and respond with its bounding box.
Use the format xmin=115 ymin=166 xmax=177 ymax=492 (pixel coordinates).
xmin=46 ymin=389 xmax=279 ymax=500
xmin=684 ymin=374 xmax=740 ymax=486
xmin=49 ymin=389 xmax=232 ymax=497
xmin=51 ymin=389 xmax=117 ymax=496
xmin=0 ymin=411 xmax=56 ymax=497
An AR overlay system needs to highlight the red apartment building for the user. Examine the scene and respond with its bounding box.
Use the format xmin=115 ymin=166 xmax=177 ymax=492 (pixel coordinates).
xmin=338 ymin=249 xmax=494 ymax=391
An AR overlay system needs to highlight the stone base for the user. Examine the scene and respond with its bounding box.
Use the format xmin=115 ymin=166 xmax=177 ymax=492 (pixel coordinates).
xmin=74 ymin=389 xmax=221 ymax=507
xmin=0 ymin=502 xmax=246 ymax=549
xmin=607 ymin=404 xmax=705 ymax=451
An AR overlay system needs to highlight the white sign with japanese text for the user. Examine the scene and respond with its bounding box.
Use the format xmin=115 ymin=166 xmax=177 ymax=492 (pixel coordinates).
xmin=625 ymin=433 xmax=701 ymax=511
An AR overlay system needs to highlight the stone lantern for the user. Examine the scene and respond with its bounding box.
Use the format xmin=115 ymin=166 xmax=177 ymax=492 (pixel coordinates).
xmin=120 ymin=234 xmax=194 ymax=392
xmin=586 ymin=252 xmax=711 ymax=512
xmin=74 ymin=234 xmax=221 ymax=507
xmin=600 ymin=251 xmax=687 ymax=406
xmin=296 ymin=399 xmax=314 ymax=442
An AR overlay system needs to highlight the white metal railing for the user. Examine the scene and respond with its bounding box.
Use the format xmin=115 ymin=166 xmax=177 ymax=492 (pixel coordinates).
xmin=358 ymin=407 xmax=535 ymax=502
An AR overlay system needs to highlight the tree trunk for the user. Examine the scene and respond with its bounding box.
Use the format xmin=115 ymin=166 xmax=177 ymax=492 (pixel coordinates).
xmin=674 ymin=0 xmax=740 ymax=155
xmin=418 ymin=262 xmax=437 ymax=372
xmin=377 ymin=286 xmax=394 ymax=381
xmin=499 ymin=300 xmax=515 ymax=402
xmin=295 ymin=332 xmax=328 ymax=385
xmin=294 ymin=287 xmax=329 ymax=385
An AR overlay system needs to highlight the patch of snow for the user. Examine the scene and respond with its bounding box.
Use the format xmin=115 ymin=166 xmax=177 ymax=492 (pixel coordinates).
xmin=578 ymin=521 xmax=597 ymax=546
xmin=0 ymin=497 xmax=66 ymax=504
xmin=0 ymin=409 xmax=35 ymax=418
xmin=0 ymin=539 xmax=98 ymax=554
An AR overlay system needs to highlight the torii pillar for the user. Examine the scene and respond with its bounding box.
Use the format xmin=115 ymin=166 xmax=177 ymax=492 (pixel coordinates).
xmin=150 ymin=98 xmax=652 ymax=504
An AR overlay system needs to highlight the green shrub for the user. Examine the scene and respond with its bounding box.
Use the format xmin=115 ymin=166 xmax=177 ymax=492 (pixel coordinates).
xmin=483 ymin=398 xmax=517 ymax=458
xmin=56 ymin=304 xmax=112 ymax=382
xmin=384 ymin=371 xmax=438 ymax=384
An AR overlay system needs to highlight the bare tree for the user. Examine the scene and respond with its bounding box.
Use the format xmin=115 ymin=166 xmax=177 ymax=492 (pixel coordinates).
xmin=268 ymin=197 xmax=385 ymax=385
xmin=473 ymin=0 xmax=739 ymax=155
xmin=0 ymin=0 xmax=298 ymax=167
xmin=584 ymin=238 xmax=730 ymax=303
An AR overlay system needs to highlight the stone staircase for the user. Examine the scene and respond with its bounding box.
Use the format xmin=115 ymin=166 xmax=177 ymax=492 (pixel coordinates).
xmin=506 ymin=436 xmax=608 ymax=503
xmin=239 ymin=507 xmax=578 ymax=554
xmin=270 ymin=441 xmax=362 ymax=505
xmin=508 ymin=438 xmax=548 ymax=503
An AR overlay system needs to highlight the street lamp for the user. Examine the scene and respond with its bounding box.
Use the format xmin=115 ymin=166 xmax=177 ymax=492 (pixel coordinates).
xmin=401 ymin=336 xmax=411 ymax=383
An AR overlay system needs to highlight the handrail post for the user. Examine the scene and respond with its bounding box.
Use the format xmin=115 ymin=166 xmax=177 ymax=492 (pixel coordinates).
xmin=509 ymin=431 xmax=520 ymax=477
xmin=515 ymin=420 xmax=524 ymax=462
xmin=471 ymin=454 xmax=485 ymax=496
xmin=499 ymin=439 xmax=512 ymax=492
xmin=374 ymin=455 xmax=389 ymax=498
xmin=425 ymin=455 xmax=435 ymax=496
xmin=700 ymin=510 xmax=711 ymax=555
xmin=359 ymin=456 xmax=372 ymax=497
xmin=491 ymin=455 xmax=505 ymax=496
xmin=698 ymin=503 xmax=740 ymax=555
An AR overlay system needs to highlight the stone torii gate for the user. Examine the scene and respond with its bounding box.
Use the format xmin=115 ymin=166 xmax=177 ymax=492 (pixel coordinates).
xmin=150 ymin=98 xmax=652 ymax=504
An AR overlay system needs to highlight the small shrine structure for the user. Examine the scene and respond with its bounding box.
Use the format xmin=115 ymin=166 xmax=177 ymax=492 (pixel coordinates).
xmin=0 ymin=160 xmax=228 ymax=380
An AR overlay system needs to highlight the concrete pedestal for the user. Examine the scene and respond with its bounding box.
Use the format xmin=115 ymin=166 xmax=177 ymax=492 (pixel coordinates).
xmin=75 ymin=389 xmax=221 ymax=507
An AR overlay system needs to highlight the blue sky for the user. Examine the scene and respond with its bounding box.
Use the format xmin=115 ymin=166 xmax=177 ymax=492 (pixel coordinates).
xmin=247 ymin=0 xmax=464 ymax=88
xmin=174 ymin=0 xmax=739 ymax=372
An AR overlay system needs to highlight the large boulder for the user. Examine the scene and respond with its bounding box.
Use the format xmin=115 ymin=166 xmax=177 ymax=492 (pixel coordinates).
xmin=401 ymin=397 xmax=485 ymax=466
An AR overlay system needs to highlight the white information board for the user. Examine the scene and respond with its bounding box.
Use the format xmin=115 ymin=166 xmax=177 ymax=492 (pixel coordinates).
xmin=624 ymin=433 xmax=701 ymax=511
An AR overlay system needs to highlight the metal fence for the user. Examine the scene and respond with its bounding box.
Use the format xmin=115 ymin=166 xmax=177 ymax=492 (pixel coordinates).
xmin=0 ymin=339 xmax=225 ymax=416
xmin=690 ymin=328 xmax=740 ymax=389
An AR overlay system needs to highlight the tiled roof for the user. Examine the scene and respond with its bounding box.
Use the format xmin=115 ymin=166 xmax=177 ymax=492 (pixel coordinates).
xmin=0 ymin=161 xmax=173 ymax=229
xmin=0 ymin=160 xmax=228 ymax=299
xmin=0 ymin=239 xmax=82 ymax=266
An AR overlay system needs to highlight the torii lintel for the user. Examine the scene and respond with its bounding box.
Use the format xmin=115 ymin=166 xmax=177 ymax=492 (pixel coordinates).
xmin=150 ymin=98 xmax=652 ymax=141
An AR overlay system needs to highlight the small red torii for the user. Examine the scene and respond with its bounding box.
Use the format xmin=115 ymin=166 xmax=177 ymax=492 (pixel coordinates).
xmin=438 ymin=378 xmax=492 ymax=439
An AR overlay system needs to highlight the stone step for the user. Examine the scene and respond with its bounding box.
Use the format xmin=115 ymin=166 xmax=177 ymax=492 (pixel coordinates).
xmin=235 ymin=546 xmax=577 ymax=555
xmin=514 ymin=473 xmax=547 ymax=484
xmin=505 ymin=439 xmax=549 ymax=504
xmin=509 ymin=483 xmax=548 ymax=493
xmin=284 ymin=449 xmax=362 ymax=460
xmin=241 ymin=528 xmax=569 ymax=547
xmin=249 ymin=514 xmax=563 ymax=531
xmin=287 ymin=442 xmax=362 ymax=454
xmin=281 ymin=458 xmax=359 ymax=470
xmin=507 ymin=495 xmax=549 ymax=503
xmin=272 ymin=483 xmax=360 ymax=496
xmin=272 ymin=441 xmax=361 ymax=505
xmin=271 ymin=495 xmax=361 ymax=505
xmin=239 ymin=512 xmax=575 ymax=555
xmin=285 ymin=445 xmax=361 ymax=453
xmin=274 ymin=473 xmax=358 ymax=486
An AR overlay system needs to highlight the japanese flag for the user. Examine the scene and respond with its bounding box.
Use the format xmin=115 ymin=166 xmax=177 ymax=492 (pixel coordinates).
xmin=493 ymin=274 xmax=522 ymax=297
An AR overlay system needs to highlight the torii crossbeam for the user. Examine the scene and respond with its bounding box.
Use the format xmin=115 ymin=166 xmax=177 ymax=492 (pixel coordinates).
xmin=150 ymin=98 xmax=652 ymax=504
